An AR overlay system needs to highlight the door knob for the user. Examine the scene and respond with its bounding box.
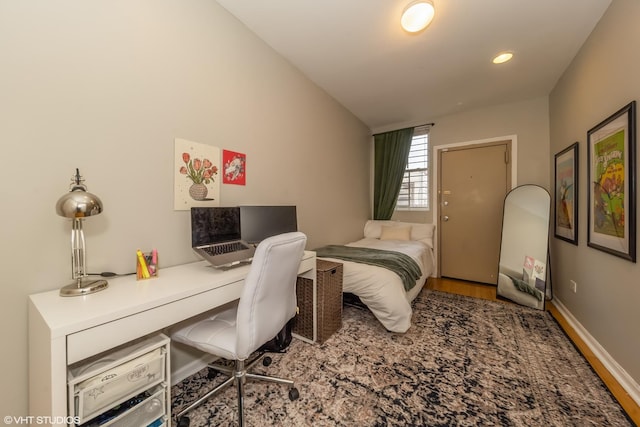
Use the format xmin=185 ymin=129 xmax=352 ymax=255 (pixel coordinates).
xmin=443 ymin=215 xmax=449 ymax=222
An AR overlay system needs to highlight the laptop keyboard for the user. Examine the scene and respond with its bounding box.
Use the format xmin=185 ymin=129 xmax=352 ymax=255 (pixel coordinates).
xmin=202 ymin=241 xmax=250 ymax=256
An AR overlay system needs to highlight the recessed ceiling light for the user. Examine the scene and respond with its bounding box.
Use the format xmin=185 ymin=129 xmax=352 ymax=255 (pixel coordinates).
xmin=401 ymin=1 xmax=435 ymax=33
xmin=492 ymin=52 xmax=513 ymax=64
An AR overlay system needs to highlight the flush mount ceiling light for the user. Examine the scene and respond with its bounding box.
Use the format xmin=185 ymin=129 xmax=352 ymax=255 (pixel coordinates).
xmin=401 ymin=1 xmax=435 ymax=33
xmin=493 ymin=52 xmax=514 ymax=64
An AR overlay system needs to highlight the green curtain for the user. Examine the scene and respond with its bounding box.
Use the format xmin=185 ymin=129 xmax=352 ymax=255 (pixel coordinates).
xmin=373 ymin=127 xmax=415 ymax=220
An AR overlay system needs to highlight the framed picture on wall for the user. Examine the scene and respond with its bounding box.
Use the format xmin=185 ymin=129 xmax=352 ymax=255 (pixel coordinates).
xmin=554 ymin=142 xmax=579 ymax=245
xmin=222 ymin=149 xmax=247 ymax=185
xmin=587 ymin=101 xmax=636 ymax=262
xmin=174 ymin=138 xmax=221 ymax=210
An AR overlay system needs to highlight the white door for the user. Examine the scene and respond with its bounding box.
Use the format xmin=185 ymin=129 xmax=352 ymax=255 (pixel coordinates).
xmin=438 ymin=141 xmax=511 ymax=284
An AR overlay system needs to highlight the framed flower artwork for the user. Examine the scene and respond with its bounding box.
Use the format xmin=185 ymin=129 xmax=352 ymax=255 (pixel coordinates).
xmin=222 ymin=150 xmax=246 ymax=185
xmin=174 ymin=138 xmax=220 ymax=210
xmin=554 ymin=142 xmax=579 ymax=245
xmin=587 ymin=101 xmax=636 ymax=262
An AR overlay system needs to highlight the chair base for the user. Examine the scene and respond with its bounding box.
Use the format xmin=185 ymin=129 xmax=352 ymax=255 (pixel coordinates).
xmin=175 ymin=351 xmax=299 ymax=427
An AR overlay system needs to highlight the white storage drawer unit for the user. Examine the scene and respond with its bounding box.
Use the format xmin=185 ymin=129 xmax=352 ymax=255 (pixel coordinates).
xmin=67 ymin=333 xmax=170 ymax=426
xmin=79 ymin=385 xmax=166 ymax=427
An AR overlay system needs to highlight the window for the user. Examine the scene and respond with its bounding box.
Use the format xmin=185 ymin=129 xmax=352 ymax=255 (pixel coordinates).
xmin=396 ymin=126 xmax=429 ymax=210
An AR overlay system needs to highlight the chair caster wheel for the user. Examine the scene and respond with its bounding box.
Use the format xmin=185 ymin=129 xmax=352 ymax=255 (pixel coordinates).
xmin=207 ymin=367 xmax=218 ymax=379
xmin=262 ymin=356 xmax=272 ymax=366
xmin=289 ymin=387 xmax=300 ymax=401
xmin=177 ymin=416 xmax=191 ymax=427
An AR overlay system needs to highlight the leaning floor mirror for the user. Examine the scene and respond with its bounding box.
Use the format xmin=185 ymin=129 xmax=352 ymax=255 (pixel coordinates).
xmin=497 ymin=184 xmax=551 ymax=310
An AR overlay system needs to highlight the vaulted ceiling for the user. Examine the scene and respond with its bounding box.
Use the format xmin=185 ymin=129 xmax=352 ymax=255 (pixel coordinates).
xmin=216 ymin=0 xmax=611 ymax=131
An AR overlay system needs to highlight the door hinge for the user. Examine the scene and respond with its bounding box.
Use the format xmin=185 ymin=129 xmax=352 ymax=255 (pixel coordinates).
xmin=504 ymin=149 xmax=510 ymax=164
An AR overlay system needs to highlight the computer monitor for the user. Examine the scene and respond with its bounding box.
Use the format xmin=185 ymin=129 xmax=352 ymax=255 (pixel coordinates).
xmin=239 ymin=205 xmax=298 ymax=244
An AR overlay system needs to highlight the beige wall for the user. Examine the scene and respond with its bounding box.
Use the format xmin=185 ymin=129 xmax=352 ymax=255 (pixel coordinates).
xmin=549 ymin=0 xmax=640 ymax=387
xmin=0 ymin=0 xmax=370 ymax=417
xmin=392 ymin=96 xmax=550 ymax=224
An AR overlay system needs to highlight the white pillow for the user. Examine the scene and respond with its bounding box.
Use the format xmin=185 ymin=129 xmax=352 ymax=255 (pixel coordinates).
xmin=380 ymin=225 xmax=412 ymax=241
xmin=363 ymin=220 xmax=435 ymax=248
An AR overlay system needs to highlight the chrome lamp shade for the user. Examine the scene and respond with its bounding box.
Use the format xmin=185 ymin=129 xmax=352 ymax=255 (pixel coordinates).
xmin=56 ymin=169 xmax=108 ymax=296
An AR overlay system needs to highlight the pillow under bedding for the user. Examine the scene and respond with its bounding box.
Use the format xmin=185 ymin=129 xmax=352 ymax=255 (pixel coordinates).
xmin=363 ymin=220 xmax=434 ymax=247
xmin=379 ymin=225 xmax=412 ymax=241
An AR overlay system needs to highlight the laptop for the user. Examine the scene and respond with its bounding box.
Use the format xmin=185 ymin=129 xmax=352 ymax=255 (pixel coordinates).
xmin=191 ymin=207 xmax=256 ymax=268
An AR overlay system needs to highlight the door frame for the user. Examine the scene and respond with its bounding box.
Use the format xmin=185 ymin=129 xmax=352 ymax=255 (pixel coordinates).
xmin=432 ymin=135 xmax=518 ymax=277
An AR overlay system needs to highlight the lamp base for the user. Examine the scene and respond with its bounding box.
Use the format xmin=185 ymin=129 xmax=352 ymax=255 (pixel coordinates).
xmin=60 ymin=277 xmax=109 ymax=297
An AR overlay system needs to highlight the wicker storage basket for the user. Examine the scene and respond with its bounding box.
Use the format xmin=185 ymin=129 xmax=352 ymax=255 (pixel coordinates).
xmin=294 ymin=260 xmax=343 ymax=343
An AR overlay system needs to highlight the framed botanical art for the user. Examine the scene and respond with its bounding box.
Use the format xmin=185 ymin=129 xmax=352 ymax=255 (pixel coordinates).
xmin=587 ymin=101 xmax=636 ymax=262
xmin=174 ymin=138 xmax=221 ymax=210
xmin=554 ymin=142 xmax=579 ymax=245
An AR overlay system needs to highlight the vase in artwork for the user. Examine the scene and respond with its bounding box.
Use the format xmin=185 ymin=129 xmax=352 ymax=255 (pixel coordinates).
xmin=189 ymin=183 xmax=208 ymax=201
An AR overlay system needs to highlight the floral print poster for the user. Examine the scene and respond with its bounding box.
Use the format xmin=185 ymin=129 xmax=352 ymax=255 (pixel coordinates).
xmin=554 ymin=142 xmax=578 ymax=245
xmin=174 ymin=138 xmax=220 ymax=210
xmin=222 ymin=149 xmax=246 ymax=185
xmin=593 ymin=131 xmax=625 ymax=238
xmin=587 ymin=101 xmax=636 ymax=262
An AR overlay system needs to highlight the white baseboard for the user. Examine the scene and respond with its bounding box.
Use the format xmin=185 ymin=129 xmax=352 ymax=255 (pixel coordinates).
xmin=553 ymin=297 xmax=640 ymax=407
xmin=171 ymin=353 xmax=216 ymax=386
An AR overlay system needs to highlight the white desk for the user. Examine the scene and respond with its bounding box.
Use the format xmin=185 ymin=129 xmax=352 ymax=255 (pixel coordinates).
xmin=28 ymin=251 xmax=316 ymax=425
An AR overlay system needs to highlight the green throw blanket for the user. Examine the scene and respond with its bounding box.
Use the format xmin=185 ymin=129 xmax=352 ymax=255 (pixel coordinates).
xmin=315 ymin=245 xmax=422 ymax=291
xmin=507 ymin=275 xmax=543 ymax=301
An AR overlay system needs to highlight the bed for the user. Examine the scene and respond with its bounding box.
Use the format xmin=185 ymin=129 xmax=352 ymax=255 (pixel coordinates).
xmin=315 ymin=220 xmax=435 ymax=333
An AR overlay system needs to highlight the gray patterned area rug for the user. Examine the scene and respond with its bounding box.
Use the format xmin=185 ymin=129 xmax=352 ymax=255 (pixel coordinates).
xmin=171 ymin=290 xmax=633 ymax=426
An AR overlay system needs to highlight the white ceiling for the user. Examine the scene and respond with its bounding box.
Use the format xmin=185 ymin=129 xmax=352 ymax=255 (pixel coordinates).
xmin=215 ymin=0 xmax=611 ymax=132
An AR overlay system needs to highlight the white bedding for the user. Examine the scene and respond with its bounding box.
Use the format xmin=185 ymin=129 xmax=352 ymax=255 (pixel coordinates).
xmin=319 ymin=220 xmax=435 ymax=333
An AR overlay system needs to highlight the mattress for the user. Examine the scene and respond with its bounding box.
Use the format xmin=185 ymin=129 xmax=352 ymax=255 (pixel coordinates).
xmin=321 ymin=237 xmax=434 ymax=333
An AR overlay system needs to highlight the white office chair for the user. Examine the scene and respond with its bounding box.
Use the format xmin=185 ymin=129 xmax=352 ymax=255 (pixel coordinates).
xmin=171 ymin=231 xmax=307 ymax=427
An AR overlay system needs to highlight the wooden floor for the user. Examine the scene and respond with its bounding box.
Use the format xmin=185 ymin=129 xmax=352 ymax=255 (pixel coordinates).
xmin=426 ymin=277 xmax=640 ymax=425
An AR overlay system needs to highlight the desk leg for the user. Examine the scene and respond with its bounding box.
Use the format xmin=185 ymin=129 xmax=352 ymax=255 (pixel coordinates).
xmin=29 ymin=302 xmax=68 ymax=426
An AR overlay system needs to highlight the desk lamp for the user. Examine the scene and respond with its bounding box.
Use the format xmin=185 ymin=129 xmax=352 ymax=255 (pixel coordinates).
xmin=56 ymin=169 xmax=108 ymax=296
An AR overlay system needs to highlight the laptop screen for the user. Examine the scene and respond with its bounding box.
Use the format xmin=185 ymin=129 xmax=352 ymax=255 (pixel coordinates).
xmin=191 ymin=207 xmax=241 ymax=247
